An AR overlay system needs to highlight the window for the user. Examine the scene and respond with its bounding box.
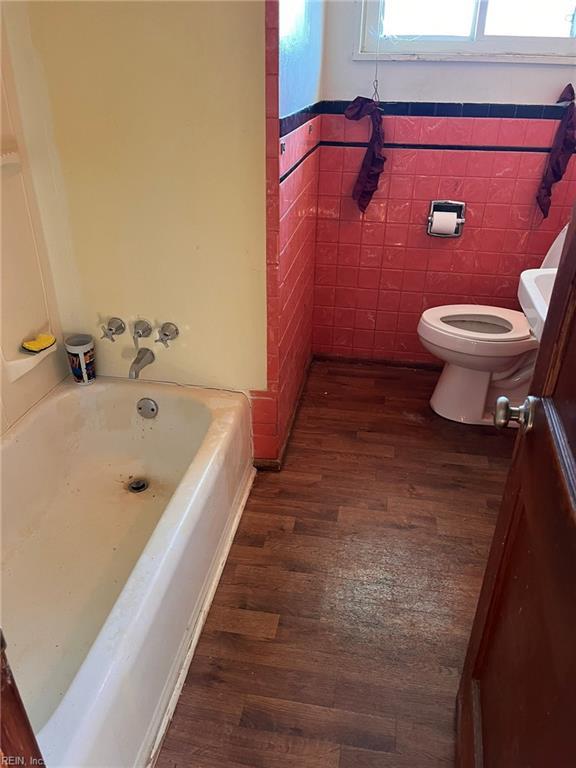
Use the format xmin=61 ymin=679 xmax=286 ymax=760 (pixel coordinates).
xmin=357 ymin=0 xmax=576 ymax=63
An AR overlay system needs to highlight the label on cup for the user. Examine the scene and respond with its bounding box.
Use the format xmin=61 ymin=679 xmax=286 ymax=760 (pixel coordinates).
xmin=65 ymin=334 xmax=96 ymax=385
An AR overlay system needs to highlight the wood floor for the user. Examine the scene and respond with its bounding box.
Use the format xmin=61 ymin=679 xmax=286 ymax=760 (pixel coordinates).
xmin=156 ymin=361 xmax=515 ymax=768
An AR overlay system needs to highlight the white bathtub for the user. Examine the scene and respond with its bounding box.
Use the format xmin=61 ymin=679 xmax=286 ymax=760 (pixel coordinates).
xmin=0 ymin=377 xmax=254 ymax=767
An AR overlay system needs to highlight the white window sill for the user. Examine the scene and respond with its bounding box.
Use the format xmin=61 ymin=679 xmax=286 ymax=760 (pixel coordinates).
xmin=353 ymin=51 xmax=576 ymax=65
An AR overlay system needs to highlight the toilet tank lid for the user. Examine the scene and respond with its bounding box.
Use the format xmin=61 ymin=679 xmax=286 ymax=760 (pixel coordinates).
xmin=541 ymin=224 xmax=569 ymax=268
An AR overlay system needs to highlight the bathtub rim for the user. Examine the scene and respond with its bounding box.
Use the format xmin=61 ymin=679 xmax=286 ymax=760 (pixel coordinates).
xmin=0 ymin=373 xmax=254 ymax=443
xmin=144 ymin=462 xmax=254 ymax=768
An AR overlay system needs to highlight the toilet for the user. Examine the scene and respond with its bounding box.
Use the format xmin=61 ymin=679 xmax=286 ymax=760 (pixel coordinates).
xmin=417 ymin=225 xmax=568 ymax=425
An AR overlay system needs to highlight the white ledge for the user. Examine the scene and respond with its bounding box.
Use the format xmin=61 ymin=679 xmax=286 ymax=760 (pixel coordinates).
xmin=3 ymin=342 xmax=58 ymax=383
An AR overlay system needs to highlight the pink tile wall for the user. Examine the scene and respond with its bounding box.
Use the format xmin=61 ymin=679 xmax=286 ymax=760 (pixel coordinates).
xmin=313 ymin=114 xmax=575 ymax=364
xmin=252 ymin=0 xmax=280 ymax=462
xmin=279 ymin=116 xmax=321 ymax=177
xmin=252 ymin=0 xmax=317 ymax=463
xmin=277 ymin=145 xmax=317 ymax=436
xmin=253 ymin=122 xmax=318 ymax=461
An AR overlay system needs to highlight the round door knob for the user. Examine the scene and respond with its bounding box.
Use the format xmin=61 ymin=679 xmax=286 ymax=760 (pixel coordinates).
xmin=494 ymin=395 xmax=537 ymax=432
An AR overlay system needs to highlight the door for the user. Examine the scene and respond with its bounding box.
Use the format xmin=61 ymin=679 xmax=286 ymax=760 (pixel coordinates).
xmin=456 ymin=208 xmax=576 ymax=768
xmin=0 ymin=631 xmax=44 ymax=765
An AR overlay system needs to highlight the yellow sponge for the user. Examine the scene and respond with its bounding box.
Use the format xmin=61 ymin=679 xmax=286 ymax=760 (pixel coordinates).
xmin=21 ymin=333 xmax=56 ymax=354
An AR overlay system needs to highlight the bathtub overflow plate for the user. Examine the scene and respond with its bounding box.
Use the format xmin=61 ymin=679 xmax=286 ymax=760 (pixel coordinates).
xmin=137 ymin=397 xmax=158 ymax=419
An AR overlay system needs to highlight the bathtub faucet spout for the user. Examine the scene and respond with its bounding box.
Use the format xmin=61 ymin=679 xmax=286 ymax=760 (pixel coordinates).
xmin=129 ymin=348 xmax=155 ymax=379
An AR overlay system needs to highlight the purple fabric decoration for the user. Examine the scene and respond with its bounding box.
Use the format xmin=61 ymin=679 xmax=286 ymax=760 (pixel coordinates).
xmin=536 ymin=84 xmax=575 ymax=218
xmin=344 ymin=96 xmax=386 ymax=213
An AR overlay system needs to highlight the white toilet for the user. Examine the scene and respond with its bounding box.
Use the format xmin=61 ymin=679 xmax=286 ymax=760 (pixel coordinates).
xmin=417 ymin=225 xmax=568 ymax=425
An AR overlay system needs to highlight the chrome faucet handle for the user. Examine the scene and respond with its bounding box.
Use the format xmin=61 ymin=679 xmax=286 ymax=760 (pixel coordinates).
xmin=155 ymin=322 xmax=179 ymax=348
xmin=132 ymin=319 xmax=152 ymax=349
xmin=100 ymin=317 xmax=126 ymax=342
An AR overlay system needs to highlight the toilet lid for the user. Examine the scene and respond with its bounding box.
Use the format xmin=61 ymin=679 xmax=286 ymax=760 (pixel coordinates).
xmin=420 ymin=304 xmax=533 ymax=342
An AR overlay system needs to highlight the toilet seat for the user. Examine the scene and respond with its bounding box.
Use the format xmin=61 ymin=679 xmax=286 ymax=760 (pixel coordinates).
xmin=421 ymin=304 xmax=532 ymax=341
xmin=418 ymin=304 xmax=537 ymax=358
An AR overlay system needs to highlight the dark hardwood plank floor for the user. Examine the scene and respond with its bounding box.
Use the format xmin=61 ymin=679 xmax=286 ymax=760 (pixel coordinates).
xmin=156 ymin=361 xmax=515 ymax=768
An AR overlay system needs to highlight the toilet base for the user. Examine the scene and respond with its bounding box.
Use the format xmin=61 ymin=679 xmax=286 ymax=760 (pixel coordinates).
xmin=430 ymin=363 xmax=529 ymax=426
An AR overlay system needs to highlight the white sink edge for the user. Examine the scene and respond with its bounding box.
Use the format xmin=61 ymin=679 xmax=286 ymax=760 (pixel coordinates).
xmin=518 ymin=268 xmax=557 ymax=342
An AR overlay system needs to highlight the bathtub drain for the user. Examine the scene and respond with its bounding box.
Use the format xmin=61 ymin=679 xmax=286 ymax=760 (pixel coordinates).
xmin=127 ymin=477 xmax=149 ymax=493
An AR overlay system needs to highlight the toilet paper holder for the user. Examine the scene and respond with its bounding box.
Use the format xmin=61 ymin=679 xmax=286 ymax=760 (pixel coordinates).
xmin=427 ymin=200 xmax=466 ymax=238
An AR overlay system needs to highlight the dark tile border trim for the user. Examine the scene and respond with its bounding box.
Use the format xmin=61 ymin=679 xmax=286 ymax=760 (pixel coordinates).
xmin=279 ymin=143 xmax=320 ymax=183
xmin=325 ymin=141 xmax=553 ymax=152
xmin=279 ymin=140 xmax=553 ymax=183
xmin=280 ymin=107 xmax=317 ymax=137
xmin=279 ymin=100 xmax=565 ymax=137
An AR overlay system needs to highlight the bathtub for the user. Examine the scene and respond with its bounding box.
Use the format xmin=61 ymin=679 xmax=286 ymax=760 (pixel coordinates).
xmin=1 ymin=377 xmax=254 ymax=767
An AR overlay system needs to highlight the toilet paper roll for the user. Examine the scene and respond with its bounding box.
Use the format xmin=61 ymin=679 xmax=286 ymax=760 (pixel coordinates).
xmin=430 ymin=211 xmax=458 ymax=235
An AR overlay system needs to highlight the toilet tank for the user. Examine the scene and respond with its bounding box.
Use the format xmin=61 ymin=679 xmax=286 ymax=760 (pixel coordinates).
xmin=541 ymin=224 xmax=569 ymax=268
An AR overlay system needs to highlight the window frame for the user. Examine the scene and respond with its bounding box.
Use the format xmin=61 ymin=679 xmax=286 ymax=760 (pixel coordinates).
xmin=355 ymin=0 xmax=576 ymax=64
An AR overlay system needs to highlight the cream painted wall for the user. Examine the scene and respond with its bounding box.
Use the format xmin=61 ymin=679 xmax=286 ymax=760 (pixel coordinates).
xmin=6 ymin=1 xmax=267 ymax=392
xmin=322 ymin=0 xmax=576 ymax=104
xmin=1 ymin=47 xmax=67 ymax=433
